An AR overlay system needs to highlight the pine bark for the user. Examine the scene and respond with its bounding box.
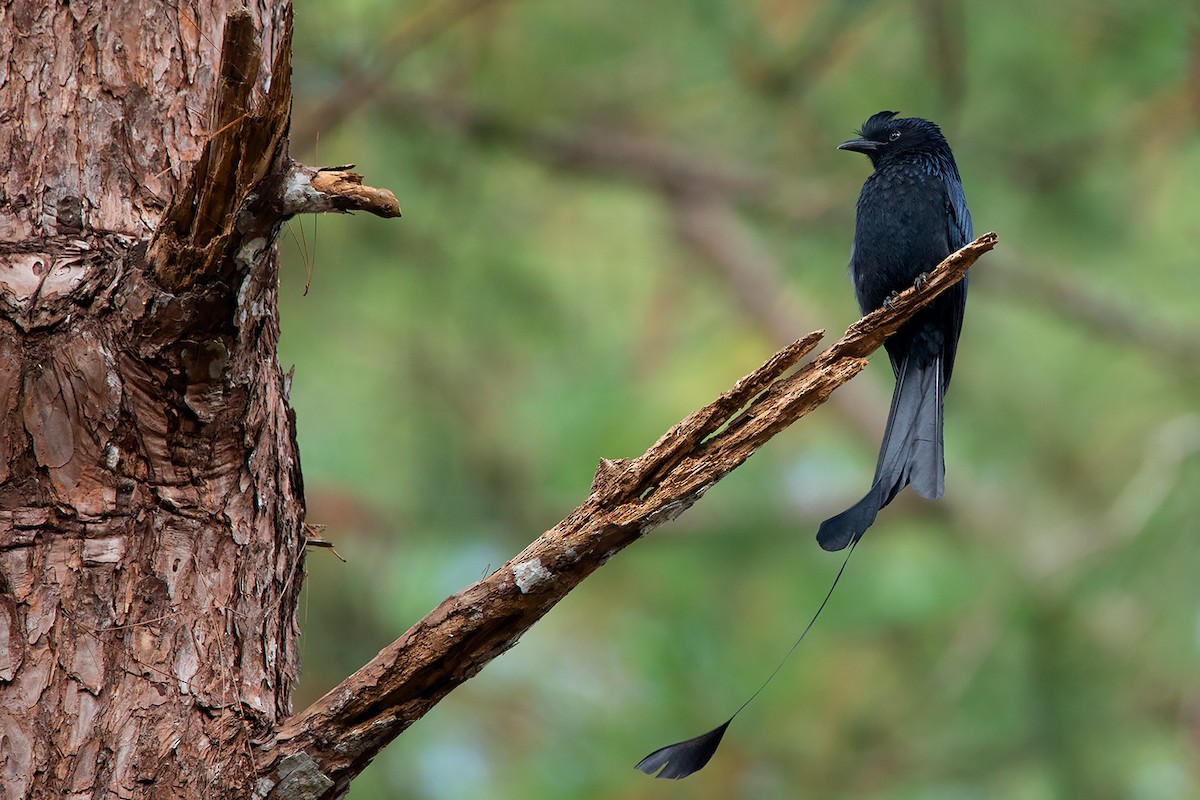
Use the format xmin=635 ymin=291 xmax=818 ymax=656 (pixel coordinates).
xmin=0 ymin=3 xmax=302 ymax=797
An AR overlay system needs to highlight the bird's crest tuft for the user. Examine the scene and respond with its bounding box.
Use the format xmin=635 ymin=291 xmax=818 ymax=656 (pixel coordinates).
xmin=859 ymin=110 xmax=899 ymax=140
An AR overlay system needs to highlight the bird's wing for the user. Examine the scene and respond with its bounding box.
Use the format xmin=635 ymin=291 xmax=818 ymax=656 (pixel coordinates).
xmin=941 ymin=171 xmax=972 ymax=385
xmin=944 ymin=166 xmax=973 ymax=250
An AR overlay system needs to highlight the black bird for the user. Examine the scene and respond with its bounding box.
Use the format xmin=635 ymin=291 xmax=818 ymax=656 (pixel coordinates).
xmin=635 ymin=111 xmax=971 ymax=780
xmin=817 ymin=110 xmax=972 ymax=552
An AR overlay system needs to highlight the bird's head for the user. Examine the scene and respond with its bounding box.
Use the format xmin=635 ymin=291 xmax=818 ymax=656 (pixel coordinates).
xmin=838 ymin=111 xmax=951 ymax=168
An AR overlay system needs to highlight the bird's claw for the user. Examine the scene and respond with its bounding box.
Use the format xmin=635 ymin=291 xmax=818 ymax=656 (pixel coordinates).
xmin=883 ymin=290 xmax=901 ymax=311
xmin=914 ymin=272 xmax=930 ymax=292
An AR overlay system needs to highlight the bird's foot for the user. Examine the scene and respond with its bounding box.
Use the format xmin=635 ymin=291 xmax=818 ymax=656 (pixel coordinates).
xmin=883 ymin=290 xmax=901 ymax=311
xmin=913 ymin=272 xmax=931 ymax=292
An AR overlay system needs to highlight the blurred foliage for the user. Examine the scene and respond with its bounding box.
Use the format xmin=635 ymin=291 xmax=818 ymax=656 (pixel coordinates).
xmin=279 ymin=0 xmax=1200 ymax=797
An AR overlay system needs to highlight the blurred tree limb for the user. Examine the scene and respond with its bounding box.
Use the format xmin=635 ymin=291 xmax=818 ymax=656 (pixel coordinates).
xmin=293 ymin=0 xmax=511 ymax=149
xmin=987 ymin=254 xmax=1200 ymax=374
xmin=293 ymin=2 xmax=1196 ymax=374
xmin=261 ymin=234 xmax=998 ymax=795
xmin=355 ymin=88 xmax=842 ymax=225
xmin=364 ymin=89 xmax=1200 ymax=379
xmin=363 ymin=90 xmax=884 ymax=436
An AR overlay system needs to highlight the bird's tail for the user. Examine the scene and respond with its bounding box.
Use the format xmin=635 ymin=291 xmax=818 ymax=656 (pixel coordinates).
xmin=817 ymin=353 xmax=944 ymax=551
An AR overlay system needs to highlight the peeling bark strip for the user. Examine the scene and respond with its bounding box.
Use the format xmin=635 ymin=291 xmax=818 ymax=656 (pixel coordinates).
xmin=0 ymin=3 xmax=398 ymax=798
xmin=260 ymin=234 xmax=998 ymax=796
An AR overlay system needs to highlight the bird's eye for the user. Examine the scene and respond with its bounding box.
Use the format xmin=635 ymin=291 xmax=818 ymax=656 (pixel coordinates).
xmin=888 ymin=130 xmax=901 ymax=141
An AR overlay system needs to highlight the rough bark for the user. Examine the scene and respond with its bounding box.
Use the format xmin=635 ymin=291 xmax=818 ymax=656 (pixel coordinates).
xmin=0 ymin=3 xmax=394 ymax=798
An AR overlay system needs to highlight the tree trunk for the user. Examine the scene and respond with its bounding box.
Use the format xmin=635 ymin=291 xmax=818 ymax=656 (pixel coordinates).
xmin=0 ymin=3 xmax=303 ymax=797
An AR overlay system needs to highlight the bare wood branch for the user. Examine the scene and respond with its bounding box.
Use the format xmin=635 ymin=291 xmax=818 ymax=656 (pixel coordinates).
xmin=257 ymin=233 xmax=999 ymax=797
xmin=669 ymin=191 xmax=887 ymax=442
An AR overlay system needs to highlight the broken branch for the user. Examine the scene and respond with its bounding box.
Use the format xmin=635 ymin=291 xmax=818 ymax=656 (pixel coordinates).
xmin=258 ymin=233 xmax=998 ymax=797
xmin=279 ymin=165 xmax=401 ymax=218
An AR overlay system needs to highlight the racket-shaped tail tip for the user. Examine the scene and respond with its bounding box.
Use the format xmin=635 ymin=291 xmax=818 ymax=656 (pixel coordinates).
xmin=635 ymin=719 xmax=733 ymax=779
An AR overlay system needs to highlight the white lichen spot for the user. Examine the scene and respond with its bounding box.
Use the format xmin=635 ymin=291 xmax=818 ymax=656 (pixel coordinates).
xmin=512 ymin=558 xmax=553 ymax=594
xmin=105 ymin=364 xmax=121 ymax=398
xmin=236 ymin=270 xmax=256 ymax=325
xmin=235 ymin=236 xmax=268 ymax=272
xmin=252 ymin=778 xmax=276 ymax=800
xmin=104 ymin=443 xmax=119 ymax=470
xmin=281 ymin=170 xmax=323 ymax=214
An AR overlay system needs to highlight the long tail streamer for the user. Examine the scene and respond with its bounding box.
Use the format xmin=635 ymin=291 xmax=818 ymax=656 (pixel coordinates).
xmin=635 ymin=540 xmax=859 ymax=779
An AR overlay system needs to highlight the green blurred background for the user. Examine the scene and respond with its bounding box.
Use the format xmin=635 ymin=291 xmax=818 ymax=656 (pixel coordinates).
xmin=278 ymin=1 xmax=1200 ymax=797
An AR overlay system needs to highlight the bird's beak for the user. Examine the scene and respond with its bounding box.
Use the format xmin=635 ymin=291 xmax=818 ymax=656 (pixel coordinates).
xmin=837 ymin=138 xmax=880 ymax=154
